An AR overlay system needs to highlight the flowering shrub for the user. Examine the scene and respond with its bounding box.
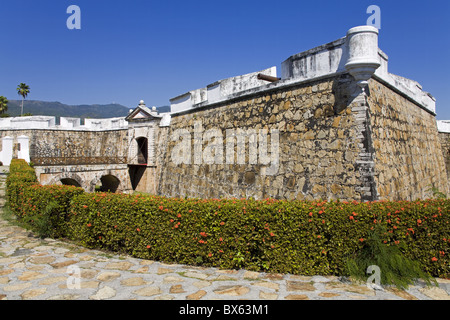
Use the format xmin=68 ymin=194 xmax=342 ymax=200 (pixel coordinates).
xmin=18 ymin=184 xmax=84 ymax=238
xmin=6 ymin=160 xmax=450 ymax=277
xmin=65 ymin=195 xmax=449 ymax=276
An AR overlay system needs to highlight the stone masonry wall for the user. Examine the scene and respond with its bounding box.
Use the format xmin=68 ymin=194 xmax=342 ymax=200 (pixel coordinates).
xmin=0 ymin=129 xmax=128 ymax=165
xmin=1 ymin=76 xmax=446 ymax=201
xmin=438 ymin=132 xmax=450 ymax=186
xmin=157 ymin=74 xmax=372 ymax=201
xmin=368 ymin=79 xmax=449 ymax=199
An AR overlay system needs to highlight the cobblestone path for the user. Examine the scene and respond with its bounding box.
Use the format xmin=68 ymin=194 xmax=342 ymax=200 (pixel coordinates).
xmin=0 ymin=166 xmax=449 ymax=300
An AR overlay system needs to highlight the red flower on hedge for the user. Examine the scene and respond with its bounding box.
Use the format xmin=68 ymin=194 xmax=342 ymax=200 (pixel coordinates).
xmin=270 ymin=232 xmax=275 ymax=237
xmin=87 ymin=223 xmax=92 ymax=227
xmin=136 ymin=228 xmax=141 ymax=232
xmin=431 ymin=257 xmax=438 ymax=262
xmin=359 ymin=238 xmax=364 ymax=242
xmin=147 ymin=245 xmax=151 ymax=249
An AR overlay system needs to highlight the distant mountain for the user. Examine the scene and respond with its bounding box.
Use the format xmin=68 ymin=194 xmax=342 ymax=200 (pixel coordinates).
xmin=5 ymin=100 xmax=171 ymax=120
xmin=157 ymin=105 xmax=171 ymax=113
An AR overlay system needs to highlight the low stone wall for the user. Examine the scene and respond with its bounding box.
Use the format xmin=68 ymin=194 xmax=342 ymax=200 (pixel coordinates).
xmin=0 ymin=129 xmax=128 ymax=165
xmin=35 ymin=164 xmax=131 ymax=193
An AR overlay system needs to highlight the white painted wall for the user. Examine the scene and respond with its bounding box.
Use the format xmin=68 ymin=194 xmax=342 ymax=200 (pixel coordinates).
xmin=170 ymin=66 xmax=277 ymax=114
xmin=437 ymin=120 xmax=450 ymax=133
xmin=0 ymin=116 xmax=127 ymax=131
xmin=60 ymin=117 xmax=81 ymax=128
xmin=17 ymin=135 xmax=30 ymax=163
xmin=0 ymin=136 xmax=13 ymax=166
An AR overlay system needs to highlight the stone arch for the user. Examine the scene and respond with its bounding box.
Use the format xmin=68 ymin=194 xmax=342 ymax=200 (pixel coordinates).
xmin=100 ymin=175 xmax=120 ymax=192
xmin=91 ymin=174 xmax=121 ymax=193
xmin=47 ymin=173 xmax=85 ymax=190
xmin=60 ymin=178 xmax=82 ymax=188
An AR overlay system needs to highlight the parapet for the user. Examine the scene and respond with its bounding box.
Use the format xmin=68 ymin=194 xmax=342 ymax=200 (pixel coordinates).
xmin=170 ymin=67 xmax=277 ymax=114
xmin=169 ymin=25 xmax=436 ymax=116
xmin=437 ymin=120 xmax=450 ymax=133
xmin=84 ymin=117 xmax=127 ymax=130
xmin=0 ymin=116 xmax=128 ymax=131
xmin=0 ymin=116 xmax=56 ymax=129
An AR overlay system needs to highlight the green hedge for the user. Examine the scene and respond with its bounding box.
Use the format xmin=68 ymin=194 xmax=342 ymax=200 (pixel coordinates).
xmin=5 ymin=159 xmax=450 ymax=277
xmin=6 ymin=160 xmax=84 ymax=238
xmin=66 ymin=194 xmax=449 ymax=276
xmin=6 ymin=159 xmax=39 ymax=213
xmin=17 ymin=184 xmax=84 ymax=238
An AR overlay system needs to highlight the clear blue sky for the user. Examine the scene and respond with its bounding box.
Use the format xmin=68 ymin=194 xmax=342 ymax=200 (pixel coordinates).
xmin=1 ymin=0 xmax=449 ymax=119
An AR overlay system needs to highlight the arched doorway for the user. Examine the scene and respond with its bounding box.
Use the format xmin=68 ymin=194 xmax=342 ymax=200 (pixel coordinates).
xmin=136 ymin=137 xmax=148 ymax=164
xmin=60 ymin=178 xmax=82 ymax=188
xmin=98 ymin=175 xmax=120 ymax=193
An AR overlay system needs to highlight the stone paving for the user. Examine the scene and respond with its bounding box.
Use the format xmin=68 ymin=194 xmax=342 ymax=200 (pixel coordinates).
xmin=0 ymin=166 xmax=449 ymax=300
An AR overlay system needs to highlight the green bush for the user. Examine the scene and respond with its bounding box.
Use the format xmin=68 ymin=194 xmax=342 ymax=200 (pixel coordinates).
xmin=346 ymin=225 xmax=438 ymax=289
xmin=6 ymin=160 xmax=450 ymax=278
xmin=66 ymin=194 xmax=449 ymax=277
xmin=6 ymin=159 xmax=38 ymax=213
xmin=6 ymin=159 xmax=84 ymax=238
xmin=18 ymin=184 xmax=84 ymax=238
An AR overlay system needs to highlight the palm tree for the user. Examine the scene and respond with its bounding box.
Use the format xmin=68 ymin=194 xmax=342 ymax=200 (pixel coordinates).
xmin=17 ymin=83 xmax=30 ymax=116
xmin=0 ymin=96 xmax=8 ymax=115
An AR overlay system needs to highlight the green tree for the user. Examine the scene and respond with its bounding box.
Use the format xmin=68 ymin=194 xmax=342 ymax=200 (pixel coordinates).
xmin=0 ymin=96 xmax=8 ymax=115
xmin=16 ymin=83 xmax=30 ymax=116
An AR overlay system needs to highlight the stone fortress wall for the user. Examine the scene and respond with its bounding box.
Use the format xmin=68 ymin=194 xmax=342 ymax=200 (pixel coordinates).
xmin=0 ymin=26 xmax=448 ymax=201
xmin=437 ymin=121 xmax=450 ymax=183
xmin=0 ymin=117 xmax=131 ymax=192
